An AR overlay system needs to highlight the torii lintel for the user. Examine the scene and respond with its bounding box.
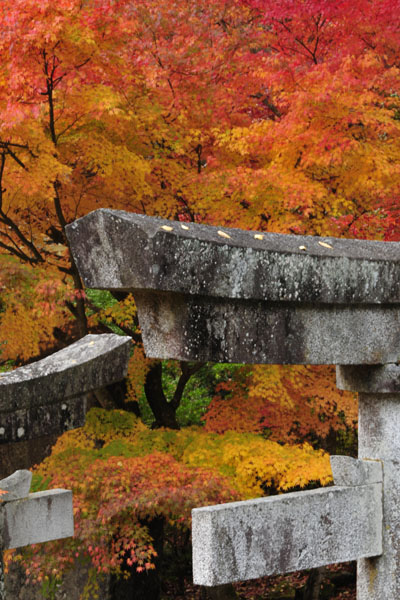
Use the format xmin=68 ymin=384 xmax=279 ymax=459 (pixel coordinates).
xmin=66 ymin=209 xmax=400 ymax=365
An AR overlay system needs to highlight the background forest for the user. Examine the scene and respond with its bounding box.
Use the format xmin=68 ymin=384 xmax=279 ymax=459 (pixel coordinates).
xmin=1 ymin=0 xmax=400 ymax=598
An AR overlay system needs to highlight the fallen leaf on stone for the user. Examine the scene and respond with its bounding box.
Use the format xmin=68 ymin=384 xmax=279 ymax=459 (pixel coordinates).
xmin=254 ymin=234 xmax=264 ymax=240
xmin=161 ymin=225 xmax=173 ymax=232
xmin=318 ymin=241 xmax=333 ymax=249
xmin=299 ymin=245 xmax=307 ymax=250
xmin=218 ymin=230 xmax=231 ymax=239
xmin=181 ymin=224 xmax=189 ymax=230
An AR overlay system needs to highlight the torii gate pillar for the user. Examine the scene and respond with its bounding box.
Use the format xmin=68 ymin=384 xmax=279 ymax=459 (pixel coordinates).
xmin=338 ymin=365 xmax=400 ymax=598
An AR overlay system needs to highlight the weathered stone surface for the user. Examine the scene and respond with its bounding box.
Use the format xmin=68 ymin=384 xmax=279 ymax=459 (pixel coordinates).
xmin=0 ymin=334 xmax=131 ymax=443
xmin=330 ymin=456 xmax=382 ymax=486
xmin=0 ymin=490 xmax=73 ymax=550
xmin=66 ymin=209 xmax=400 ymax=304
xmin=65 ymin=209 xmax=400 ymax=599
xmin=66 ymin=210 xmax=400 ymax=365
xmin=337 ymin=363 xmax=400 ymax=393
xmin=0 ymin=394 xmax=100 ymax=479
xmin=357 ymin=393 xmax=400 ymax=599
xmin=134 ymin=290 xmax=400 ymax=364
xmin=192 ymin=484 xmax=382 ymax=586
xmin=0 ymin=471 xmax=32 ymax=502
xmin=0 ymin=334 xmax=131 ymax=411
xmin=0 ymin=394 xmax=90 ymax=446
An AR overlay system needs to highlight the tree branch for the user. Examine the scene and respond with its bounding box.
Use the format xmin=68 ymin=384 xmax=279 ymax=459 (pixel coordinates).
xmin=171 ymin=362 xmax=205 ymax=410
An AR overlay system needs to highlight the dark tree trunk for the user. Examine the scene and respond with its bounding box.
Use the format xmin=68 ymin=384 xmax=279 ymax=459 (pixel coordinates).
xmin=145 ymin=362 xmax=180 ymax=429
xmin=144 ymin=361 xmax=204 ymax=429
xmin=108 ymin=292 xmax=204 ymax=429
xmin=109 ymin=516 xmax=164 ymax=600
xmin=295 ymin=567 xmax=325 ymax=600
xmin=70 ymin=264 xmax=88 ymax=338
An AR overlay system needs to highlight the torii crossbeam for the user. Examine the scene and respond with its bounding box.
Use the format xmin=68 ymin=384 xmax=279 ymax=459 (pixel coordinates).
xmin=0 ymin=333 xmax=131 ymax=443
xmin=67 ymin=209 xmax=400 ymax=600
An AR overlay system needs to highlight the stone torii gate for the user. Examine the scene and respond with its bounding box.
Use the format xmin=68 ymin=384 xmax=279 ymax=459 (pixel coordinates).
xmin=0 ymin=333 xmax=131 ymax=599
xmin=66 ymin=208 xmax=400 ymax=600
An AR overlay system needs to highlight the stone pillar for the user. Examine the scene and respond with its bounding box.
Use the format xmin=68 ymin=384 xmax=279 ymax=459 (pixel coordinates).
xmin=336 ymin=365 xmax=400 ymax=600
xmin=357 ymin=393 xmax=400 ymax=599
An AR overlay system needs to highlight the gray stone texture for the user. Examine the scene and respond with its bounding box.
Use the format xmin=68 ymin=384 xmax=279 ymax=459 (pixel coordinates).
xmin=357 ymin=392 xmax=400 ymax=599
xmin=65 ymin=209 xmax=400 ymax=304
xmin=133 ymin=290 xmax=400 ymax=364
xmin=66 ymin=210 xmax=400 ymax=365
xmin=330 ymin=456 xmax=382 ymax=486
xmin=0 ymin=394 xmax=90 ymax=447
xmin=0 ymin=471 xmax=32 ymax=502
xmin=192 ymin=484 xmax=382 ymax=586
xmin=0 ymin=490 xmax=73 ymax=550
xmin=337 ymin=363 xmax=400 ymax=393
xmin=0 ymin=334 xmax=131 ymax=443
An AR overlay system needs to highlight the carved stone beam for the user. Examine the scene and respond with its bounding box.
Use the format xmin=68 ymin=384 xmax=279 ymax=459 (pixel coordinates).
xmin=0 ymin=333 xmax=131 ymax=443
xmin=192 ymin=456 xmax=382 ymax=586
xmin=66 ymin=209 xmax=400 ymax=364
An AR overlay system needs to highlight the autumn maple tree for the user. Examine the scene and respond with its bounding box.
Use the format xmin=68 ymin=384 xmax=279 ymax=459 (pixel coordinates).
xmin=0 ymin=0 xmax=240 ymax=423
xmin=1 ymin=0 xmax=400 ymax=597
xmin=204 ymin=0 xmax=400 ymax=238
xmin=1 ymin=0 xmax=400 ymax=279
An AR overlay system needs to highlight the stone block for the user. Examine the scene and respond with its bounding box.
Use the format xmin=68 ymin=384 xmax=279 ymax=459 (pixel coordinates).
xmin=0 ymin=490 xmax=73 ymax=550
xmin=133 ymin=290 xmax=400 ymax=364
xmin=357 ymin=392 xmax=400 ymax=599
xmin=192 ymin=484 xmax=382 ymax=586
xmin=330 ymin=456 xmax=382 ymax=486
xmin=0 ymin=334 xmax=131 ymax=443
xmin=337 ymin=363 xmax=400 ymax=393
xmin=66 ymin=209 xmax=400 ymax=305
xmin=66 ymin=210 xmax=400 ymax=365
xmin=0 ymin=471 xmax=32 ymax=501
